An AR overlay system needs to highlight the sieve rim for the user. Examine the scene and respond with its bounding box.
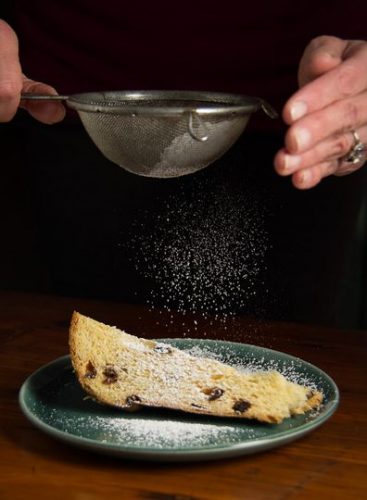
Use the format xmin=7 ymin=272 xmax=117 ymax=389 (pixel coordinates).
xmin=66 ymin=90 xmax=263 ymax=117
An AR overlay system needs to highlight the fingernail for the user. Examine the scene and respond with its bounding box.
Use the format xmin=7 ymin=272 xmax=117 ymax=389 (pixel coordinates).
xmin=284 ymin=154 xmax=301 ymax=173
xmin=290 ymin=101 xmax=308 ymax=121
xmin=299 ymin=169 xmax=311 ymax=185
xmin=293 ymin=127 xmax=311 ymax=151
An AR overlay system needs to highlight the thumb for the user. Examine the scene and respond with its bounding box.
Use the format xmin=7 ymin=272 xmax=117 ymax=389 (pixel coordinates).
xmin=298 ymin=35 xmax=346 ymax=87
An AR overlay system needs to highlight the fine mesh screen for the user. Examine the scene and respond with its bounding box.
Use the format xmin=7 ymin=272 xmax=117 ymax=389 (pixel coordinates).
xmin=79 ymin=110 xmax=250 ymax=177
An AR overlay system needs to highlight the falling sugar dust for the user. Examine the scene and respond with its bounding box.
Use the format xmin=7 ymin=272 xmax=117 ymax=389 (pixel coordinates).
xmin=124 ymin=174 xmax=271 ymax=334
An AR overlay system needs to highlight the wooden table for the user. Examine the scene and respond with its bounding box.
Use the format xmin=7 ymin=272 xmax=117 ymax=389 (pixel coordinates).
xmin=1 ymin=290 xmax=366 ymax=499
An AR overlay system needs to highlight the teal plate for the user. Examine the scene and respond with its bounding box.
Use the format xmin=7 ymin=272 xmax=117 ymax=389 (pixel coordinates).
xmin=19 ymin=339 xmax=339 ymax=462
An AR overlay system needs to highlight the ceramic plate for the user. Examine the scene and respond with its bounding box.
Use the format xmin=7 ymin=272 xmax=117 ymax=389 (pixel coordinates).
xmin=19 ymin=339 xmax=339 ymax=462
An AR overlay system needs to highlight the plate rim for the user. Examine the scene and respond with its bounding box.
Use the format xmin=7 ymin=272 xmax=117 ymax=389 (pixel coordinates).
xmin=18 ymin=339 xmax=340 ymax=460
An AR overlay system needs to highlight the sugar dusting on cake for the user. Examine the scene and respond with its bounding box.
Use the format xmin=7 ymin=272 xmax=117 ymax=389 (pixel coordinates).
xmin=43 ymin=341 xmax=323 ymax=450
xmin=184 ymin=344 xmax=321 ymax=393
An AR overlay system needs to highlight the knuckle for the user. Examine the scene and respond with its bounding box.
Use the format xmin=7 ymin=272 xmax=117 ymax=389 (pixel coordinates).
xmin=305 ymin=35 xmax=340 ymax=57
xmin=336 ymin=62 xmax=360 ymax=97
xmin=308 ymin=35 xmax=331 ymax=50
xmin=341 ymin=101 xmax=359 ymax=130
xmin=331 ymin=133 xmax=352 ymax=156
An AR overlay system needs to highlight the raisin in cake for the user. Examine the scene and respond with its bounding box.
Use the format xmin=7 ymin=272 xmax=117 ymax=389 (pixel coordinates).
xmin=69 ymin=312 xmax=323 ymax=424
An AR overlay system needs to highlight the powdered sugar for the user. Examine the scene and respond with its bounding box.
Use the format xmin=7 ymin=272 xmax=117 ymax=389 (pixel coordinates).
xmin=183 ymin=344 xmax=321 ymax=392
xmin=52 ymin=413 xmax=259 ymax=449
xmin=25 ymin=343 xmax=331 ymax=458
xmin=128 ymin=175 xmax=269 ymax=334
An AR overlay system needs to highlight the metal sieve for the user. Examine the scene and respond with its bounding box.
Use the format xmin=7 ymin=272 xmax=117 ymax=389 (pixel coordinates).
xmin=21 ymin=90 xmax=278 ymax=178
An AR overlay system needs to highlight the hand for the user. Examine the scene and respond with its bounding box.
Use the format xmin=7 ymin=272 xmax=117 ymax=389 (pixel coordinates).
xmin=274 ymin=35 xmax=367 ymax=189
xmin=0 ymin=19 xmax=65 ymax=123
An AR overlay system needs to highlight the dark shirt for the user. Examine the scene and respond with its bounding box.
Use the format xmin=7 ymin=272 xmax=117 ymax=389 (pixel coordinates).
xmin=13 ymin=0 xmax=367 ymax=123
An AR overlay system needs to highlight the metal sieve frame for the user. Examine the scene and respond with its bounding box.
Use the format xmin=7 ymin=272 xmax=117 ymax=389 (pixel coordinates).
xmin=66 ymin=90 xmax=275 ymax=118
xmin=20 ymin=90 xmax=278 ymax=178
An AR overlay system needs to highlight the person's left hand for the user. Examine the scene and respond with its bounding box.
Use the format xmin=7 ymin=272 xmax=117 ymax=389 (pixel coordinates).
xmin=274 ymin=35 xmax=367 ymax=189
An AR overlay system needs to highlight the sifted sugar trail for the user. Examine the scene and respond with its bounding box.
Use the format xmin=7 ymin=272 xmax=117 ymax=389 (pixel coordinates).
xmin=127 ymin=175 xmax=270 ymax=332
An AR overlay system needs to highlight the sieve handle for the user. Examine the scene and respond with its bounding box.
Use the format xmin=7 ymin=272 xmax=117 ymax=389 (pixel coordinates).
xmin=188 ymin=111 xmax=209 ymax=142
xmin=259 ymin=99 xmax=279 ymax=119
xmin=20 ymin=93 xmax=69 ymax=101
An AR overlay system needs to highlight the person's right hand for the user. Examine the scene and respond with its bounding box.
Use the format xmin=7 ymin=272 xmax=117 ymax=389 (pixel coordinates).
xmin=0 ymin=19 xmax=65 ymax=124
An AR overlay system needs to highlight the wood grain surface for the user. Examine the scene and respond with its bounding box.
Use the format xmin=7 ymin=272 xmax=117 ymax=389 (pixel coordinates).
xmin=1 ymin=290 xmax=366 ymax=500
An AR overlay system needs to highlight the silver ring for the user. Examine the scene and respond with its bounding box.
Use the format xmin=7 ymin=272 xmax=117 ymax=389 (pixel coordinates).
xmin=343 ymin=130 xmax=366 ymax=164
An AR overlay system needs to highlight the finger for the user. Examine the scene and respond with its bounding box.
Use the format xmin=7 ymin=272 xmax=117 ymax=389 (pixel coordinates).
xmin=285 ymin=90 xmax=367 ymax=154
xmin=335 ymin=131 xmax=367 ymax=176
xmin=0 ymin=20 xmax=22 ymax=121
xmin=275 ymin=127 xmax=367 ymax=175
xmin=20 ymin=78 xmax=66 ymax=124
xmin=291 ymin=161 xmax=339 ymax=190
xmin=276 ymin=127 xmax=367 ymax=189
xmin=335 ymin=158 xmax=367 ymax=176
xmin=284 ymin=40 xmax=367 ymax=124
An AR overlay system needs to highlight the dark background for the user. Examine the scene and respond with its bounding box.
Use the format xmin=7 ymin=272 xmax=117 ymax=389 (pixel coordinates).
xmin=1 ymin=3 xmax=367 ymax=330
xmin=2 ymin=113 xmax=367 ymax=330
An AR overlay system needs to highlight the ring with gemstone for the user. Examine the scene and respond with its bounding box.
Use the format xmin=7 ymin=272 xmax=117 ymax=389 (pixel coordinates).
xmin=343 ymin=130 xmax=366 ymax=164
